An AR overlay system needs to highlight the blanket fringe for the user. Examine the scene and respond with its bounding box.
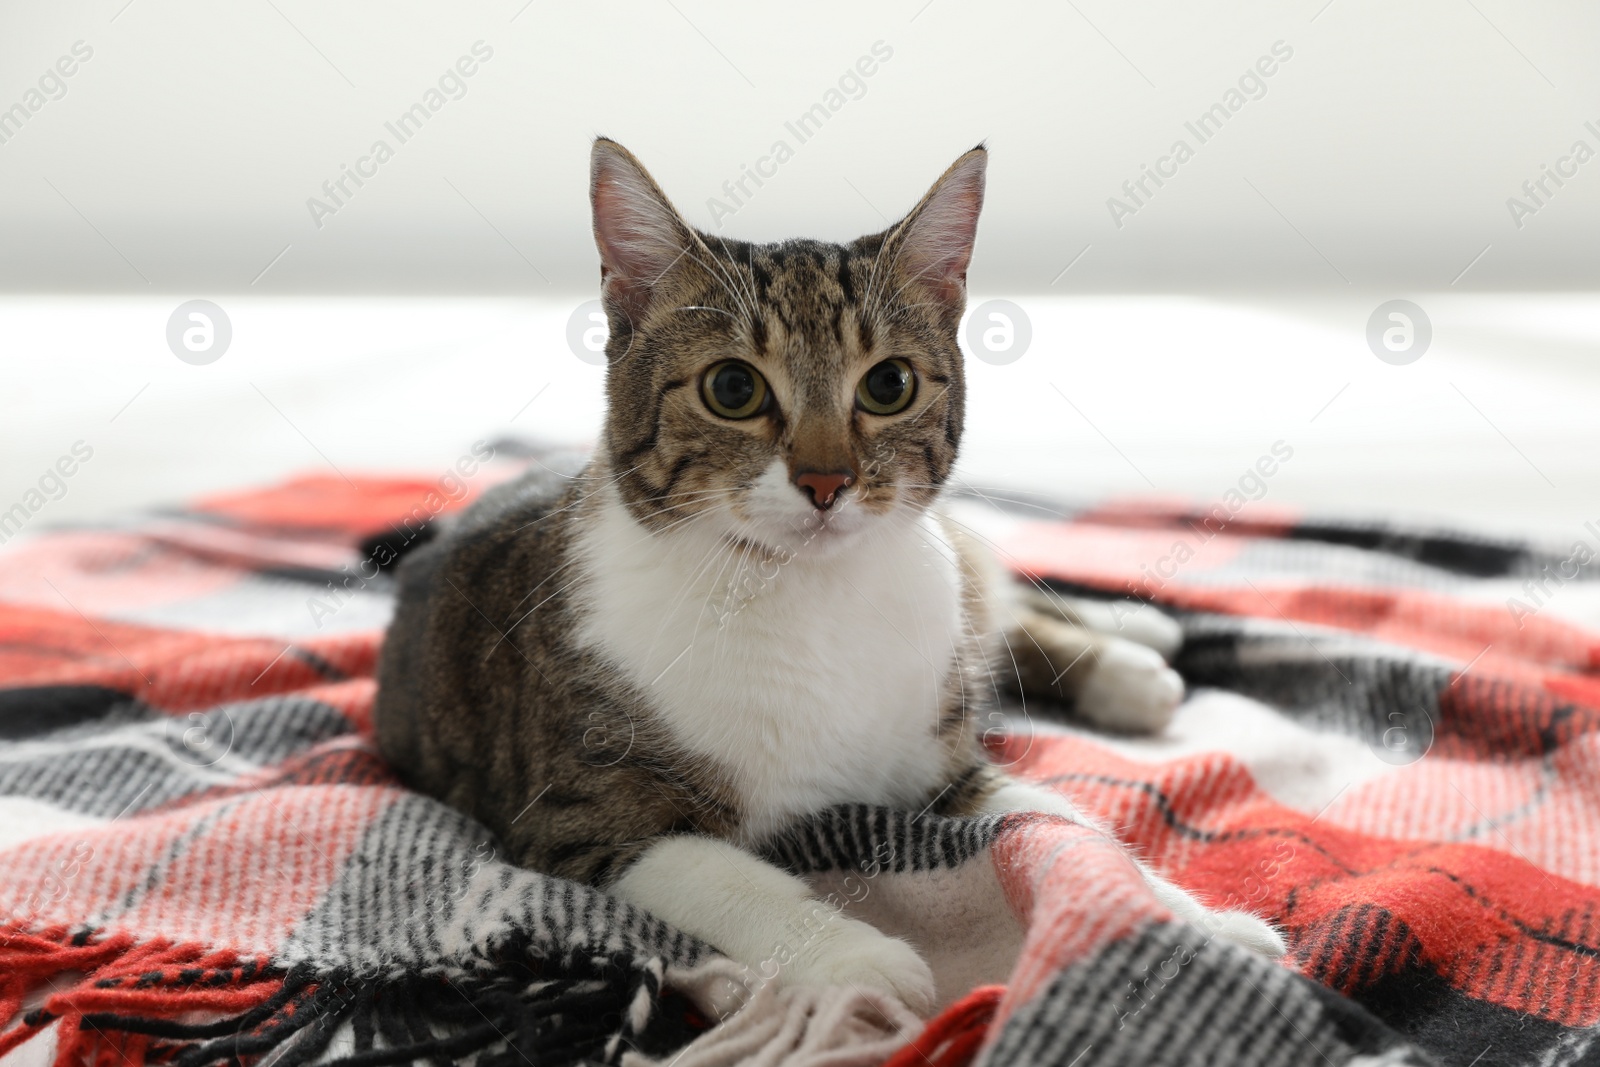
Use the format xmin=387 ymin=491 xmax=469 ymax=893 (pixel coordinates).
xmin=0 ymin=924 xmax=283 ymax=1066
xmin=622 ymin=960 xmax=924 ymax=1067
xmin=0 ymin=925 xmax=704 ymax=1066
xmin=882 ymin=986 xmax=1002 ymax=1067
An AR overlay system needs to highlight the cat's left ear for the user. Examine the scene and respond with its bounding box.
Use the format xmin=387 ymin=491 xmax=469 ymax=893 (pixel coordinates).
xmin=590 ymin=138 xmax=702 ymax=322
xmin=884 ymin=145 xmax=987 ymax=312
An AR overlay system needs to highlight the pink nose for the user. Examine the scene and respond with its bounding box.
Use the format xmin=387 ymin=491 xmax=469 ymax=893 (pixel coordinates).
xmin=795 ymin=470 xmax=854 ymax=510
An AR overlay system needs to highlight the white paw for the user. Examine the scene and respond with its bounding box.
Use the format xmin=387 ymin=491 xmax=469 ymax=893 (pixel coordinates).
xmin=1205 ymin=909 xmax=1289 ymax=957
xmin=784 ymin=917 xmax=936 ymax=1016
xmin=1078 ymin=639 xmax=1184 ymax=734
xmin=1113 ymin=606 xmax=1183 ymax=660
xmin=1030 ymin=594 xmax=1184 ymax=659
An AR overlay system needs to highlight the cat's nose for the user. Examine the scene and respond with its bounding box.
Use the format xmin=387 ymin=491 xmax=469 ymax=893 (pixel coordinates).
xmin=794 ymin=470 xmax=854 ymax=510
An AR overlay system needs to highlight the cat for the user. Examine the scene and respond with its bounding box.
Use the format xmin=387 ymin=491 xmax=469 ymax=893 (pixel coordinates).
xmin=374 ymin=138 xmax=1286 ymax=1016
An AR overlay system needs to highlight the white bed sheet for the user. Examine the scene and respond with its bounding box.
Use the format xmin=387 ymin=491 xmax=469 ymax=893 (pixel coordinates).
xmin=3 ymin=292 xmax=1597 ymax=545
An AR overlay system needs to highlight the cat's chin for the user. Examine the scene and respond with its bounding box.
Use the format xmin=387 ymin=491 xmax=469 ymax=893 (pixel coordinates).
xmin=719 ymin=509 xmax=873 ymax=562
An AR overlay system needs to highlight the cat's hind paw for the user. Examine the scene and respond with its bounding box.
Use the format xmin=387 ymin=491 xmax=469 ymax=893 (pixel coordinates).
xmin=1112 ymin=605 xmax=1184 ymax=661
xmin=784 ymin=917 xmax=936 ymax=1017
xmin=1077 ymin=639 xmax=1184 ymax=734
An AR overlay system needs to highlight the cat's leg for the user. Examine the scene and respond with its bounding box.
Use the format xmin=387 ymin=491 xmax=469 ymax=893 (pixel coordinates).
xmin=973 ymin=777 xmax=1287 ymax=958
xmin=610 ymin=834 xmax=936 ymax=1014
xmin=1003 ymin=605 xmax=1183 ymax=734
xmin=943 ymin=518 xmax=1180 ymax=733
xmin=1020 ymin=587 xmax=1182 ymax=660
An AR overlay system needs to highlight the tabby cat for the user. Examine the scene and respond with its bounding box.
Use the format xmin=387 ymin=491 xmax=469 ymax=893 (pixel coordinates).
xmin=375 ymin=138 xmax=1285 ymax=1015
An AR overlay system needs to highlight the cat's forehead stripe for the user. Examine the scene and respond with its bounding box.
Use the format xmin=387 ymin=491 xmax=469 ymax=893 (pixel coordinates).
xmin=699 ymin=238 xmax=879 ymax=360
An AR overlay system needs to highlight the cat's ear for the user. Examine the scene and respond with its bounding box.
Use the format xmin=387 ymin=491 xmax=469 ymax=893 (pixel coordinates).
xmin=590 ymin=138 xmax=698 ymax=321
xmin=884 ymin=145 xmax=987 ymax=311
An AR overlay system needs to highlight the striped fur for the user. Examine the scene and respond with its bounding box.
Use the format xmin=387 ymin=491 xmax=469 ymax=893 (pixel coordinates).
xmin=374 ymin=142 xmax=1010 ymax=887
xmin=371 ymin=142 xmax=1254 ymax=1013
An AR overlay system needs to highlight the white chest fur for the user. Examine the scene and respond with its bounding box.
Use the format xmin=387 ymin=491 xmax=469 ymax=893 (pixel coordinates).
xmin=571 ymin=485 xmax=966 ymax=841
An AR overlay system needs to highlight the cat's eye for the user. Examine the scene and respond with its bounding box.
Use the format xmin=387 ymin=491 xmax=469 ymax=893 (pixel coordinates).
xmin=855 ymin=359 xmax=916 ymax=415
xmin=701 ymin=360 xmax=770 ymax=419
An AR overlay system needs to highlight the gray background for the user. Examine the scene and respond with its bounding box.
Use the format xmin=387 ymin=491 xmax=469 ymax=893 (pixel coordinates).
xmin=2 ymin=1 xmax=1597 ymax=551
xmin=2 ymin=0 xmax=1597 ymax=294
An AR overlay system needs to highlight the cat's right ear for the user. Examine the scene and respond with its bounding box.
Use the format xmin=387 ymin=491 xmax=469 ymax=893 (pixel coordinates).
xmin=590 ymin=138 xmax=698 ymax=322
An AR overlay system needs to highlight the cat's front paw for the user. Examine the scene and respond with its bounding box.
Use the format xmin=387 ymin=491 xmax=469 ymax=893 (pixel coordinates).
xmin=784 ymin=917 xmax=936 ymax=1016
xmin=1078 ymin=639 xmax=1184 ymax=734
xmin=1205 ymin=909 xmax=1289 ymax=958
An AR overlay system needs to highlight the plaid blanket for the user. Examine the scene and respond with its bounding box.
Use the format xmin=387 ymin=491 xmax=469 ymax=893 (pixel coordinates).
xmin=3 ymin=452 xmax=1598 ymax=1067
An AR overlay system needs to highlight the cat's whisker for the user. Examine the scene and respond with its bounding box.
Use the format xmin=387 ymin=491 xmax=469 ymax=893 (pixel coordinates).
xmin=697 ymin=252 xmax=755 ymax=332
xmin=867 ymin=228 xmax=923 ymax=329
xmin=507 ymin=489 xmax=592 ymax=535
xmin=500 ymin=553 xmax=584 ymax=625
xmin=892 ymin=480 xmax=1079 ymax=523
xmin=902 ymin=382 xmax=952 ymax=430
xmin=650 ymin=497 xmax=746 ymax=530
xmin=507 ymin=461 xmax=649 ymax=535
xmin=518 ymin=455 xmax=583 ymax=481
xmin=860 ymin=218 xmax=900 ymax=333
xmin=593 ymin=248 xmax=691 ymax=371
xmin=695 ymin=534 xmax=747 ymax=663
xmin=878 ymin=252 xmax=955 ymax=318
xmin=927 ymin=510 xmax=1069 ymax=610
xmin=857 ymin=521 xmax=948 ymax=700
xmin=683 ymin=248 xmax=756 ymax=337
xmin=633 ymin=495 xmax=739 ymax=614
xmin=914 ymin=520 xmax=1063 ymax=719
xmin=501 ymin=480 xmax=716 ymax=638
xmin=600 ymin=523 xmax=733 ymax=674
xmin=745 ymin=243 xmax=762 ymax=320
xmin=711 ymin=235 xmax=763 ymax=332
xmin=671 ymin=305 xmax=739 ymax=322
xmin=933 ymin=511 xmax=1123 ymax=664
xmin=639 ymin=501 xmax=729 ymax=542
xmin=638 ymin=484 xmax=743 ymax=506
xmin=944 ymin=481 xmax=1081 ymax=525
xmin=488 ymin=570 xmax=595 ymax=661
xmin=643 ymin=514 xmax=742 ymax=666
xmin=883 ymin=300 xmax=948 ymax=326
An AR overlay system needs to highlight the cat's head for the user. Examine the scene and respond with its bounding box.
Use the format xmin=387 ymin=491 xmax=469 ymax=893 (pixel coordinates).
xmin=588 ymin=137 xmax=985 ymax=555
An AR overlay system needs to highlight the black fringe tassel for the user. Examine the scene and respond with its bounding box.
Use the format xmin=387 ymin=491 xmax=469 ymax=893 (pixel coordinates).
xmin=79 ymin=949 xmax=707 ymax=1067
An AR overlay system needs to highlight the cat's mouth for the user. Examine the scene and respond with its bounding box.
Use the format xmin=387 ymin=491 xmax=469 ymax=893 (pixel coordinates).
xmin=713 ymin=462 xmax=887 ymax=559
xmin=719 ymin=504 xmax=865 ymax=561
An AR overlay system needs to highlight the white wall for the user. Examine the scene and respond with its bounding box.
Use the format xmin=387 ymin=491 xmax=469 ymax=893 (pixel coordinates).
xmin=2 ymin=0 xmax=1598 ymax=293
xmin=4 ymin=3 xmax=1596 ymax=545
xmin=5 ymin=292 xmax=1599 ymax=544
